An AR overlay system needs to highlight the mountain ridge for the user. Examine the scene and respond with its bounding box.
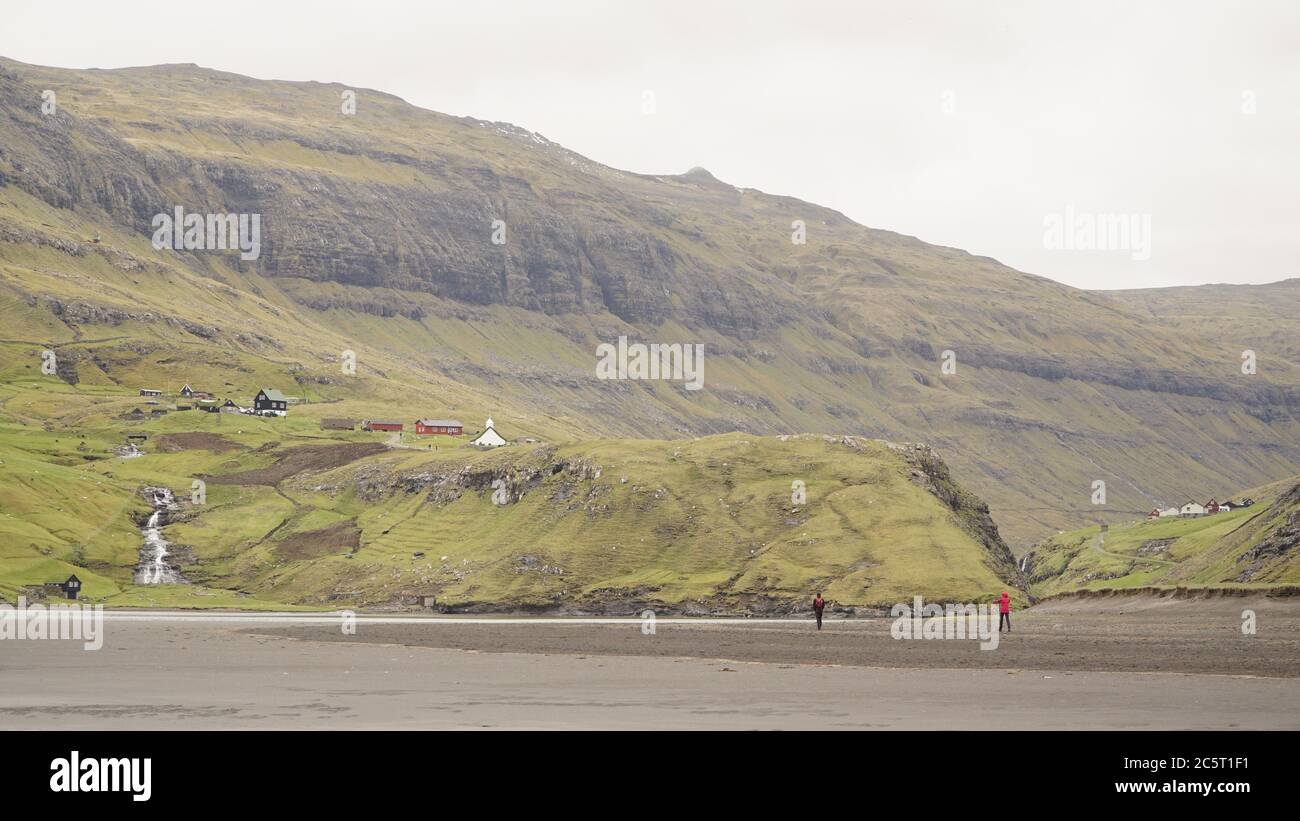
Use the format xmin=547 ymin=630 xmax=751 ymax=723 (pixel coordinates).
xmin=1 ymin=55 xmax=1297 ymax=549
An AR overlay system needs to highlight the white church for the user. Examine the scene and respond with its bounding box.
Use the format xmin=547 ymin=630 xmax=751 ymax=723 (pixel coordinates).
xmin=470 ymin=417 xmax=507 ymax=448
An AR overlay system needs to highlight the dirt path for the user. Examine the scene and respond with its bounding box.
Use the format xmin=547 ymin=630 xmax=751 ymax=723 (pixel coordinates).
xmin=1092 ymin=533 xmax=1177 ymax=567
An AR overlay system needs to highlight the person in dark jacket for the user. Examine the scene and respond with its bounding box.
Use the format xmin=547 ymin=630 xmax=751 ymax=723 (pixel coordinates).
xmin=813 ymin=593 xmax=826 ymax=630
xmin=998 ymin=592 xmax=1011 ymax=632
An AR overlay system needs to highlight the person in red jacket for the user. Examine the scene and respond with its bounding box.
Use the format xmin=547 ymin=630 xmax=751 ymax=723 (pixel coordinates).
xmin=813 ymin=593 xmax=826 ymax=630
xmin=998 ymin=592 xmax=1011 ymax=632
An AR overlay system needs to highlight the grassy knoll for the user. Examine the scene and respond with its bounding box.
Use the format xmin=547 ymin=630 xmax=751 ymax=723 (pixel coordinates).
xmin=1029 ymin=477 xmax=1300 ymax=596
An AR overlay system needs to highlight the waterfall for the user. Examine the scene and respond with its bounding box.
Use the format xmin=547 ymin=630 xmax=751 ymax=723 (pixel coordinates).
xmin=134 ymin=487 xmax=188 ymax=585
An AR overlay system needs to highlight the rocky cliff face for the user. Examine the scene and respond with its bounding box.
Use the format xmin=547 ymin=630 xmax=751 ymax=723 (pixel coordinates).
xmin=888 ymin=441 xmax=1022 ymax=585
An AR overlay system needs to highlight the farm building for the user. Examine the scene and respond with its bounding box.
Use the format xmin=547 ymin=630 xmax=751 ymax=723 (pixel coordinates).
xmin=139 ymin=389 xmax=163 ymax=397
xmin=470 ymin=417 xmax=507 ymax=448
xmin=1205 ymin=498 xmax=1221 ymax=514
xmin=254 ymin=388 xmax=288 ymax=414
xmin=363 ymin=420 xmax=404 ymax=432
xmin=1180 ymin=501 xmax=1206 ymax=517
xmin=219 ymin=399 xmax=241 ymax=413
xmin=321 ymin=418 xmax=357 ymax=431
xmin=415 ymin=419 xmax=463 ymax=435
xmin=1158 ymin=507 xmax=1180 ymax=517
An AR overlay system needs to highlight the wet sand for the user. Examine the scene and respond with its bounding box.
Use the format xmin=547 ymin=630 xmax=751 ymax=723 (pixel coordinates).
xmin=2 ymin=596 xmax=1297 ymax=729
xmin=257 ymin=595 xmax=1300 ymax=678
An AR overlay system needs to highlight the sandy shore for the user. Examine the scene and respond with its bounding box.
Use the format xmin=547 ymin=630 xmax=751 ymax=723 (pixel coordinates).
xmin=254 ymin=594 xmax=1300 ymax=678
xmin=2 ymin=595 xmax=1297 ymax=729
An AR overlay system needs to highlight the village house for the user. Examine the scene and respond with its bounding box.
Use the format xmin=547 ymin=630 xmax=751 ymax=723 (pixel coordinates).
xmin=470 ymin=416 xmax=507 ymax=448
xmin=253 ymin=388 xmax=288 ymax=415
xmin=139 ymin=388 xmax=163 ymax=397
xmin=415 ymin=419 xmax=463 ymax=435
xmin=362 ymin=419 xmax=404 ymax=432
xmin=219 ymin=398 xmax=241 ymax=413
xmin=1204 ymin=498 xmax=1220 ymax=514
xmin=1147 ymin=508 xmax=1161 ymax=519
xmin=180 ymin=383 xmax=215 ymax=401
xmin=1179 ymin=501 xmax=1206 ymax=518
xmin=320 ymin=418 xmax=357 ymax=431
xmin=1157 ymin=507 xmax=1180 ymax=517
xmin=43 ymin=574 xmax=82 ymax=600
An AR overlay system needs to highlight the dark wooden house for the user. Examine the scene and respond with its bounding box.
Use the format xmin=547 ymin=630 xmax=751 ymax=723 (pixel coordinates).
xmin=254 ymin=388 xmax=288 ymax=413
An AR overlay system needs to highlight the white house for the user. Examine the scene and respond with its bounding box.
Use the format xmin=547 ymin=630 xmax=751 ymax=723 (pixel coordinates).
xmin=1179 ymin=501 xmax=1206 ymax=517
xmin=1158 ymin=507 xmax=1180 ymax=517
xmin=470 ymin=417 xmax=507 ymax=448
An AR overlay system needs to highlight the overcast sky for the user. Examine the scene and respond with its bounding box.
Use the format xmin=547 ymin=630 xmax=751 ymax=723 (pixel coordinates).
xmin=4 ymin=0 xmax=1296 ymax=290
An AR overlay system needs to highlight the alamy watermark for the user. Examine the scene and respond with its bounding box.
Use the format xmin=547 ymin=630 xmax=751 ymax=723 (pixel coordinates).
xmin=595 ymin=336 xmax=704 ymax=391
xmin=151 ymin=207 xmax=261 ymax=261
xmin=0 ymin=598 xmax=103 ymax=650
xmin=1043 ymin=206 xmax=1151 ymax=261
xmin=890 ymin=596 xmax=999 ymax=650
xmin=50 ymin=751 xmax=150 ymax=801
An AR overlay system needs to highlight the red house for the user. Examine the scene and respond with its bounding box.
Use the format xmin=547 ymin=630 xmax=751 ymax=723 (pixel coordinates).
xmin=414 ymin=418 xmax=463 ymax=436
xmin=363 ymin=419 xmax=404 ymax=432
xmin=1205 ymin=499 xmax=1220 ymax=514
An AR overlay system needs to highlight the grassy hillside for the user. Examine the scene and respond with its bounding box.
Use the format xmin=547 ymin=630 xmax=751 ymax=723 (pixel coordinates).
xmin=1028 ymin=476 xmax=1300 ymax=597
xmin=0 ymin=374 xmax=1019 ymax=610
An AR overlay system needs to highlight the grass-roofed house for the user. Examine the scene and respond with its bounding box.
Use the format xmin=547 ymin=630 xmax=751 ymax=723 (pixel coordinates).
xmin=253 ymin=388 xmax=288 ymax=415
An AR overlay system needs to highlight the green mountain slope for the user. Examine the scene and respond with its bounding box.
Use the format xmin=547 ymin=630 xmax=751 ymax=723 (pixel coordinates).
xmin=1028 ymin=476 xmax=1300 ymax=596
xmin=1 ymin=56 xmax=1298 ymax=556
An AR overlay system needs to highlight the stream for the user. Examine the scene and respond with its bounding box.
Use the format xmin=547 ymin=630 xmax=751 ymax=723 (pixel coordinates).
xmin=135 ymin=487 xmax=189 ymax=585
